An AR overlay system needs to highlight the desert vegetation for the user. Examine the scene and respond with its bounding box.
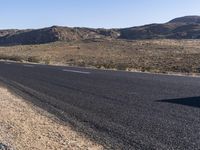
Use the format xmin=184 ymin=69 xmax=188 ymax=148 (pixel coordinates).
xmin=1 ymin=16 xmax=200 ymax=74
xmin=0 ymin=39 xmax=200 ymax=74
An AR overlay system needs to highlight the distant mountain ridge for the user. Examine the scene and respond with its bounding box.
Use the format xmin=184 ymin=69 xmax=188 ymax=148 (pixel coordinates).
xmin=0 ymin=16 xmax=200 ymax=45
xmin=0 ymin=26 xmax=120 ymax=45
xmin=168 ymin=16 xmax=200 ymax=24
xmin=119 ymin=16 xmax=200 ymax=40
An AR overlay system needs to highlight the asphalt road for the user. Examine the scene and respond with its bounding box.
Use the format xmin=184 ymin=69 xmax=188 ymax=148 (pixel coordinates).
xmin=0 ymin=61 xmax=200 ymax=150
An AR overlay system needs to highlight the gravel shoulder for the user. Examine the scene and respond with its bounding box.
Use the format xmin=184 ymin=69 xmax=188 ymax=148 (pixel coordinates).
xmin=0 ymin=86 xmax=103 ymax=150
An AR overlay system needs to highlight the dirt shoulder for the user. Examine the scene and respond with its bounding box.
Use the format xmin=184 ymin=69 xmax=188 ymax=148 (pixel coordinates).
xmin=0 ymin=86 xmax=103 ymax=150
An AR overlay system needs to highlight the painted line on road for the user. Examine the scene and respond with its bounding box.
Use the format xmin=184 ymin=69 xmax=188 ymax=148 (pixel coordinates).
xmin=62 ymin=69 xmax=90 ymax=74
xmin=23 ymin=65 xmax=35 ymax=68
xmin=4 ymin=62 xmax=11 ymax=65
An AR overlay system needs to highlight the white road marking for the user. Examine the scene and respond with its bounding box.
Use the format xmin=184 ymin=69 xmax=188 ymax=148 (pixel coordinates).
xmin=4 ymin=62 xmax=11 ymax=65
xmin=62 ymin=69 xmax=90 ymax=74
xmin=23 ymin=65 xmax=35 ymax=67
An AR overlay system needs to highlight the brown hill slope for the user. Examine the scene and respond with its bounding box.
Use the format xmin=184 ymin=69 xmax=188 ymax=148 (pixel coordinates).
xmin=0 ymin=16 xmax=200 ymax=45
xmin=169 ymin=16 xmax=200 ymax=24
xmin=0 ymin=26 xmax=120 ymax=45
xmin=0 ymin=29 xmax=20 ymax=37
xmin=119 ymin=22 xmax=200 ymax=39
xmin=119 ymin=16 xmax=200 ymax=39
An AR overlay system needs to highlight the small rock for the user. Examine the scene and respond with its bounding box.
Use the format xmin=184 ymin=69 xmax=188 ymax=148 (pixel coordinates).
xmin=0 ymin=143 xmax=8 ymax=150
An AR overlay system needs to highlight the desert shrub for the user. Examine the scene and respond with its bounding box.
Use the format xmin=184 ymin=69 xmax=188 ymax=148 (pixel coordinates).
xmin=27 ymin=56 xmax=40 ymax=63
xmin=44 ymin=59 xmax=51 ymax=65
xmin=77 ymin=61 xmax=86 ymax=67
xmin=171 ymin=66 xmax=191 ymax=73
xmin=144 ymin=67 xmax=151 ymax=72
xmin=0 ymin=55 xmax=23 ymax=62
xmin=195 ymin=68 xmax=200 ymax=73
xmin=115 ymin=63 xmax=128 ymax=70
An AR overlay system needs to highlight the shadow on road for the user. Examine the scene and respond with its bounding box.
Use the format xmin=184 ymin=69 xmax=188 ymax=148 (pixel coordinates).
xmin=157 ymin=96 xmax=200 ymax=108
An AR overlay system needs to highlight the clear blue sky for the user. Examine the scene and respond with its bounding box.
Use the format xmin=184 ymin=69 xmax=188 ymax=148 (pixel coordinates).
xmin=1 ymin=0 xmax=200 ymax=29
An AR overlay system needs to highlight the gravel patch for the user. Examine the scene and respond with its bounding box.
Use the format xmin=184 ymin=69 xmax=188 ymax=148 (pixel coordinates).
xmin=0 ymin=87 xmax=103 ymax=150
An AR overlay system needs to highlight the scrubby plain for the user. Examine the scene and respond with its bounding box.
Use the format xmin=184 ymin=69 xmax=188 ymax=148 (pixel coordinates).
xmin=0 ymin=39 xmax=200 ymax=74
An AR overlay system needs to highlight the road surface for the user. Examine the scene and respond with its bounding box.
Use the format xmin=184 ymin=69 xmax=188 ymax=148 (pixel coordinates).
xmin=0 ymin=61 xmax=200 ymax=149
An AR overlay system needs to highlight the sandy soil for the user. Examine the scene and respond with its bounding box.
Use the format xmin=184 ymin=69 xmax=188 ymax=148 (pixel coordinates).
xmin=0 ymin=86 xmax=103 ymax=150
xmin=1 ymin=39 xmax=200 ymax=74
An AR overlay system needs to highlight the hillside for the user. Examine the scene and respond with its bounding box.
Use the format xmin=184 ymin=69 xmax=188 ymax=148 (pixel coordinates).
xmin=0 ymin=16 xmax=200 ymax=45
xmin=169 ymin=16 xmax=200 ymax=24
xmin=0 ymin=26 xmax=120 ymax=45
xmin=119 ymin=16 xmax=200 ymax=39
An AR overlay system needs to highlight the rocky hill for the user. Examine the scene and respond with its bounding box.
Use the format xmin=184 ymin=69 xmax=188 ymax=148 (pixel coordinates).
xmin=119 ymin=16 xmax=200 ymax=39
xmin=169 ymin=16 xmax=200 ymax=24
xmin=0 ymin=26 xmax=120 ymax=45
xmin=0 ymin=16 xmax=200 ymax=45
